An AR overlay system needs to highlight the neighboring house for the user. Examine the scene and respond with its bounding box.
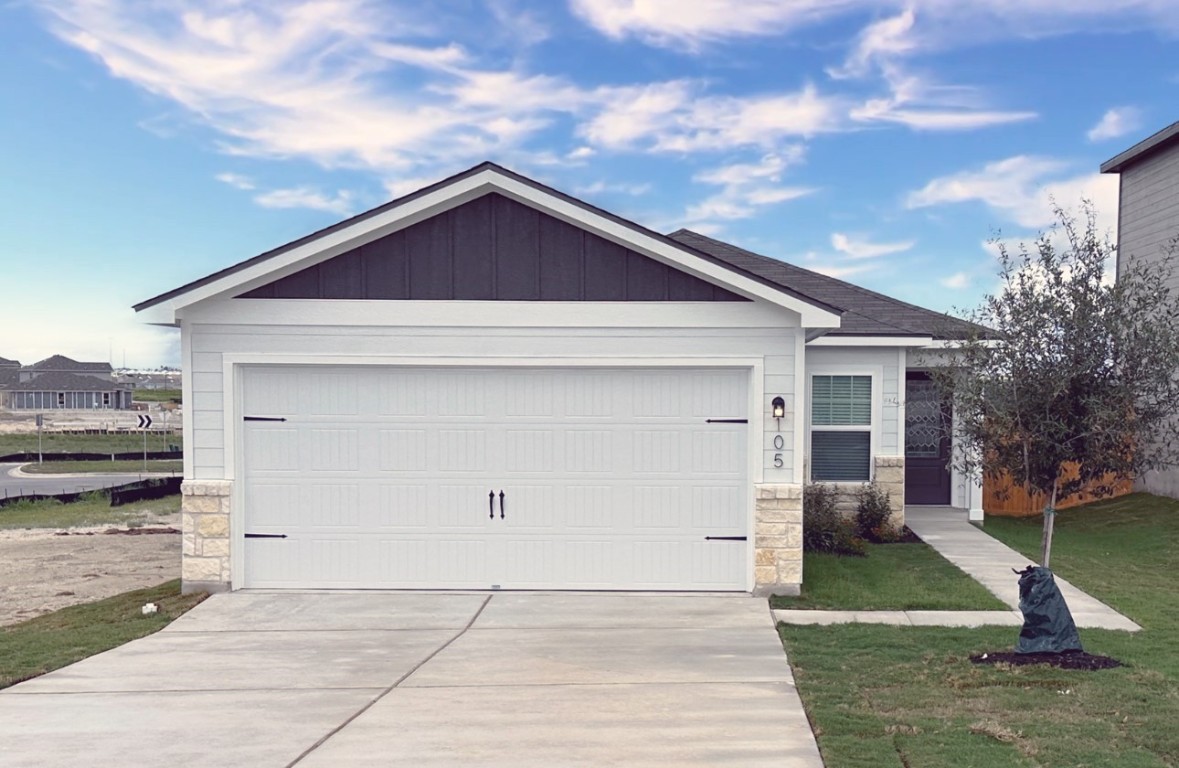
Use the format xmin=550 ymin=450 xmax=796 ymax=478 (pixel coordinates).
xmin=0 ymin=355 xmax=133 ymax=410
xmin=1102 ymin=120 xmax=1179 ymax=499
xmin=0 ymin=356 xmax=20 ymax=370
xmin=136 ymin=162 xmax=985 ymax=596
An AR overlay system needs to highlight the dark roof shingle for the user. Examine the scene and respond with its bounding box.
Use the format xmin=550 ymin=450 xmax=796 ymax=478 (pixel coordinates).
xmin=3 ymin=371 xmax=126 ymax=392
xmin=26 ymin=355 xmax=113 ymax=373
xmin=669 ymin=230 xmax=987 ymax=340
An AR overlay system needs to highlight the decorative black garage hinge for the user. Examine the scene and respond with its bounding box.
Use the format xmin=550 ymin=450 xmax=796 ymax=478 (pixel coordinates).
xmin=704 ymin=536 xmax=747 ymax=541
xmin=244 ymin=416 xmax=287 ymax=422
xmin=244 ymin=533 xmax=288 ymax=539
xmin=704 ymin=419 xmax=747 ymax=424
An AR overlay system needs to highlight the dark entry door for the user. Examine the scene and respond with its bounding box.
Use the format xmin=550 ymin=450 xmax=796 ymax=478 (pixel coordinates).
xmin=904 ymin=372 xmax=952 ymax=505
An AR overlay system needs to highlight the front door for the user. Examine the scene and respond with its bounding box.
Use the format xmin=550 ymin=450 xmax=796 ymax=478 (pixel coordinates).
xmin=904 ymin=372 xmax=951 ymax=505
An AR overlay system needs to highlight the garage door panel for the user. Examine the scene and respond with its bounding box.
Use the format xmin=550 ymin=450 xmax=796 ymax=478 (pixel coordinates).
xmin=438 ymin=430 xmax=488 ymax=471
xmin=378 ymin=429 xmax=428 ymax=471
xmin=245 ymin=428 xmax=298 ymax=471
xmin=308 ymin=429 xmax=360 ymax=472
xmin=564 ymin=430 xmax=613 ymax=472
xmin=504 ymin=429 xmax=555 ymax=473
xmin=561 ymin=486 xmax=613 ymax=529
xmin=242 ymin=366 xmax=749 ymax=590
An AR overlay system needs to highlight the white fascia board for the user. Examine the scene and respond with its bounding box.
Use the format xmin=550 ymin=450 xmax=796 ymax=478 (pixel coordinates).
xmin=808 ymin=335 xmax=933 ymax=347
xmin=920 ymin=339 xmax=1000 ymax=349
xmin=490 ymin=175 xmax=840 ymax=328
xmin=145 ymin=168 xmax=841 ymax=328
xmin=181 ymin=297 xmax=800 ymax=328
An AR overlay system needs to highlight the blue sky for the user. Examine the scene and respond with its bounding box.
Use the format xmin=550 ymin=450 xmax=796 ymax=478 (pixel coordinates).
xmin=1 ymin=1 xmax=1176 ymax=367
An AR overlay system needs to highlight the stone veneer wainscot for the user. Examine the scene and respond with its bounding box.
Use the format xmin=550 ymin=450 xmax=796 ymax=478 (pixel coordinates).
xmin=753 ymin=483 xmax=804 ymax=596
xmin=180 ymin=480 xmax=232 ymax=594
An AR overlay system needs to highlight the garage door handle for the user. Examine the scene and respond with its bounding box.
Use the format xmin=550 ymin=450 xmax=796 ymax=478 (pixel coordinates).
xmin=489 ymin=491 xmax=495 ymax=520
xmin=499 ymin=490 xmax=505 ymax=520
xmin=704 ymin=536 xmax=747 ymax=541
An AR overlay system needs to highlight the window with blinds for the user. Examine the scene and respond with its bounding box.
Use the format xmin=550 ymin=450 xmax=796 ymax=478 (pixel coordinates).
xmin=811 ymin=374 xmax=872 ymax=482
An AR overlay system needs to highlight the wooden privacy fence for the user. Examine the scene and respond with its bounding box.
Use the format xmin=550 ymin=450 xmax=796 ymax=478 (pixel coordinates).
xmin=982 ymin=463 xmax=1134 ymax=517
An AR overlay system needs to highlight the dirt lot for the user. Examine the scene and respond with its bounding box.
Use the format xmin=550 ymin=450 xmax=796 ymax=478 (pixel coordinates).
xmin=0 ymin=513 xmax=181 ymax=626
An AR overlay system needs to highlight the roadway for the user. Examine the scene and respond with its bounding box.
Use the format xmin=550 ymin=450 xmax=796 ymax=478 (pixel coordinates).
xmin=0 ymin=464 xmax=175 ymax=499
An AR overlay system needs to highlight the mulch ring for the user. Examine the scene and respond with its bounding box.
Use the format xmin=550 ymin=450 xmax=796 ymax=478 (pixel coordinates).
xmin=54 ymin=527 xmax=180 ymax=536
xmin=971 ymin=650 xmax=1123 ymax=671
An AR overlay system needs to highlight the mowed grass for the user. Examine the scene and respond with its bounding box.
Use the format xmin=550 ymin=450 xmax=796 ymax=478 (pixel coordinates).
xmin=131 ymin=388 xmax=181 ymax=403
xmin=0 ymin=580 xmax=206 ymax=690
xmin=0 ymin=432 xmax=182 ymax=457
xmin=0 ymin=493 xmax=180 ymax=530
xmin=770 ymin=541 xmax=1007 ymax=611
xmin=780 ymin=493 xmax=1179 ymax=767
xmin=20 ymin=460 xmax=183 ymax=475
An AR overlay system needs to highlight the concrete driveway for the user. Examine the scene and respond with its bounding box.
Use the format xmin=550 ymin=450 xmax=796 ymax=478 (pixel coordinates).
xmin=0 ymin=592 xmax=822 ymax=767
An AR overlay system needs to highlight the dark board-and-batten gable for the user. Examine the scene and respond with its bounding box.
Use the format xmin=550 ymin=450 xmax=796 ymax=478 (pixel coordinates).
xmin=237 ymin=193 xmax=746 ymax=302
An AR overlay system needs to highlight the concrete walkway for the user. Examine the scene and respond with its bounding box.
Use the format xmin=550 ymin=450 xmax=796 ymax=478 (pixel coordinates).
xmin=0 ymin=592 xmax=823 ymax=767
xmin=906 ymin=507 xmax=1140 ymax=632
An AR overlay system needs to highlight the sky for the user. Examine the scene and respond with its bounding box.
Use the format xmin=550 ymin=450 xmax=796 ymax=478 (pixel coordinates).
xmin=1 ymin=0 xmax=1176 ymax=368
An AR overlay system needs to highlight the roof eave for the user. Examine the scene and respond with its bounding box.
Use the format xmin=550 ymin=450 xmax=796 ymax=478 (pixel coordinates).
xmin=1100 ymin=121 xmax=1179 ymax=174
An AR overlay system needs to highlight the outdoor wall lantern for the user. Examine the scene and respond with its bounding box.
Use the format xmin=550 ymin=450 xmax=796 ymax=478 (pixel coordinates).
xmin=771 ymin=396 xmax=786 ymax=422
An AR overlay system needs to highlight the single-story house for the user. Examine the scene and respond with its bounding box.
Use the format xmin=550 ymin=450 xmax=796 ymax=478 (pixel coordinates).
xmin=0 ymin=355 xmax=133 ymax=410
xmin=135 ymin=163 xmax=984 ymax=596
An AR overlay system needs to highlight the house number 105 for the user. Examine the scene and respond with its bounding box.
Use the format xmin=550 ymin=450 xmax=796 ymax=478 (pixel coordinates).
xmin=773 ymin=434 xmax=784 ymax=468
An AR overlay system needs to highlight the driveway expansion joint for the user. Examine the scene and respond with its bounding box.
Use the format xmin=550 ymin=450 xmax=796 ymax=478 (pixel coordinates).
xmin=284 ymin=594 xmax=494 ymax=768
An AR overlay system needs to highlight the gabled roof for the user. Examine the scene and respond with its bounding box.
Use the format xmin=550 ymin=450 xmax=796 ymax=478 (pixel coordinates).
xmin=25 ymin=355 xmax=113 ymax=372
xmin=669 ymin=230 xmax=987 ymax=340
xmin=1 ymin=371 xmax=126 ymax=392
xmin=0 ymin=356 xmax=20 ymax=368
xmin=1101 ymin=120 xmax=1179 ymax=174
xmin=133 ymin=162 xmax=843 ymax=327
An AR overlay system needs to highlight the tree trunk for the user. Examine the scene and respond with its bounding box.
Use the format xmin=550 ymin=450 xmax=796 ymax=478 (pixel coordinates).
xmin=1040 ymin=479 xmax=1059 ymax=568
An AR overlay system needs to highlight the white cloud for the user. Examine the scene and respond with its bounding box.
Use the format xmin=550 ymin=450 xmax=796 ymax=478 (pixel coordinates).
xmin=850 ymin=63 xmax=1036 ymax=131
xmin=575 ymin=180 xmax=652 ymax=196
xmin=906 ymin=155 xmax=1118 ymax=233
xmin=569 ymin=0 xmax=850 ymax=48
xmin=253 ymin=186 xmax=355 ymax=215
xmin=684 ymin=153 xmax=815 ymax=225
xmin=581 ymin=83 xmax=847 ymax=152
xmin=940 ymin=271 xmax=969 ymax=289
xmin=1087 ymin=106 xmax=1143 ymax=142
xmin=829 ymin=8 xmax=918 ymax=79
xmin=831 ymin=232 xmax=914 ymax=259
xmin=215 ymin=172 xmax=255 ymax=190
xmin=573 ymin=0 xmax=1179 ymax=49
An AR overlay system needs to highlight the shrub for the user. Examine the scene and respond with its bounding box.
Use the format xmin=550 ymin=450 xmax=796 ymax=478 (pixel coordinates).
xmin=804 ymin=483 xmax=865 ymax=556
xmin=855 ymin=482 xmax=900 ymax=543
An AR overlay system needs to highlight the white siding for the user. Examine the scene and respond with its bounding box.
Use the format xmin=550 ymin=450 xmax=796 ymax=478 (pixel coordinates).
xmin=181 ymin=300 xmax=801 ymax=485
xmin=804 ymin=346 xmax=902 ymax=480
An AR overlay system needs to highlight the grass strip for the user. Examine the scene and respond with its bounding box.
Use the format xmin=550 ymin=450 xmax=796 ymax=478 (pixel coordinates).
xmin=0 ymin=580 xmax=206 ymax=690
xmin=19 ymin=460 xmax=183 ymax=475
xmin=771 ymin=540 xmax=1007 ymax=611
xmin=0 ymin=493 xmax=179 ymax=529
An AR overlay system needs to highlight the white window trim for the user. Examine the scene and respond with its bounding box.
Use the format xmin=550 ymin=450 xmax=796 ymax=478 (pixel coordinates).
xmin=806 ymin=365 xmax=882 ymax=483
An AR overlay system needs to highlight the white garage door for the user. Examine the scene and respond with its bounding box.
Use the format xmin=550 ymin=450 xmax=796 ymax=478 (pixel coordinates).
xmin=240 ymin=366 xmax=749 ymax=590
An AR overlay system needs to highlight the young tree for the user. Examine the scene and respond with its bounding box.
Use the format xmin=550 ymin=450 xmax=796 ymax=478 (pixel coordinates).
xmin=932 ymin=205 xmax=1179 ymax=567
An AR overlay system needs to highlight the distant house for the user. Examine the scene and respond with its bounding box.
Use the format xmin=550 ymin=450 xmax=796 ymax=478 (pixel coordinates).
xmin=0 ymin=355 xmax=133 ymax=410
xmin=1101 ymin=119 xmax=1179 ymax=498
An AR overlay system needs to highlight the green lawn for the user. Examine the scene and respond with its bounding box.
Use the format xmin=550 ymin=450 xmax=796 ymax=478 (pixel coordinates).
xmin=0 ymin=493 xmax=180 ymax=530
xmin=131 ymin=389 xmax=181 ymax=403
xmin=19 ymin=460 xmax=183 ymax=475
xmin=780 ymin=493 xmax=1178 ymax=767
xmin=0 ymin=432 xmax=182 ymax=456
xmin=0 ymin=580 xmax=206 ymax=690
xmin=771 ymin=541 xmax=1007 ymax=611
